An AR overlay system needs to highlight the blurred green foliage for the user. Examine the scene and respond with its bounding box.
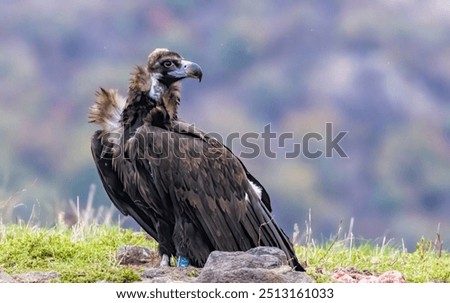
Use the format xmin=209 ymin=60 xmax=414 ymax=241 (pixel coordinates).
xmin=0 ymin=0 xmax=449 ymax=250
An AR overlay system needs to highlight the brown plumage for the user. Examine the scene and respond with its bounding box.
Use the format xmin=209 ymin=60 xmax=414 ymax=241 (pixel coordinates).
xmin=89 ymin=48 xmax=304 ymax=271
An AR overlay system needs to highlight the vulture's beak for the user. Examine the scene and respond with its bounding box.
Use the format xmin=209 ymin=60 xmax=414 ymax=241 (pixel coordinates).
xmin=167 ymin=60 xmax=203 ymax=82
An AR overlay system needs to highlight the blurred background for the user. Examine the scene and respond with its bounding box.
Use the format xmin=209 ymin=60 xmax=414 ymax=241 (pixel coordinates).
xmin=0 ymin=0 xmax=449 ymax=250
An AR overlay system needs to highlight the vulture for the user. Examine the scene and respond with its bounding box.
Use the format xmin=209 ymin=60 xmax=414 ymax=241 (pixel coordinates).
xmin=89 ymin=48 xmax=304 ymax=271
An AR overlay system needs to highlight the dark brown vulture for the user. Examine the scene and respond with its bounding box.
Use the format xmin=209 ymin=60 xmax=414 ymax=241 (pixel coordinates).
xmin=89 ymin=48 xmax=304 ymax=271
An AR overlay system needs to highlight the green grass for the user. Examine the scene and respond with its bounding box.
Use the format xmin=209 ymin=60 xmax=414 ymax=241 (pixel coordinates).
xmin=0 ymin=224 xmax=157 ymax=282
xmin=297 ymin=239 xmax=450 ymax=282
xmin=0 ymin=224 xmax=449 ymax=282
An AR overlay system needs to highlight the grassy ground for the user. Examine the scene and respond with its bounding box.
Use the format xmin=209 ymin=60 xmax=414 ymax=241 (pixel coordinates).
xmin=0 ymin=224 xmax=157 ymax=282
xmin=297 ymin=239 xmax=450 ymax=282
xmin=0 ymin=224 xmax=448 ymax=282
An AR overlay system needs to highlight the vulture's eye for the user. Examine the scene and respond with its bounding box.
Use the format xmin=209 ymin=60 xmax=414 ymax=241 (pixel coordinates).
xmin=162 ymin=60 xmax=173 ymax=68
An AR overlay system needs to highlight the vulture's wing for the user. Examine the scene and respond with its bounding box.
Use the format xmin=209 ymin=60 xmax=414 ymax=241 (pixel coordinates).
xmin=173 ymin=120 xmax=272 ymax=211
xmin=91 ymin=130 xmax=159 ymax=240
xmin=134 ymin=124 xmax=301 ymax=269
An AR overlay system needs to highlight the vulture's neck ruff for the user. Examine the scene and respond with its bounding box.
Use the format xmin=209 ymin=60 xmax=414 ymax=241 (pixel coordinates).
xmin=89 ymin=49 xmax=202 ymax=139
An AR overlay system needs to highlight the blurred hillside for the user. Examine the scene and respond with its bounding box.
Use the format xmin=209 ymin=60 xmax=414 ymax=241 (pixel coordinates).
xmin=0 ymin=0 xmax=449 ymax=250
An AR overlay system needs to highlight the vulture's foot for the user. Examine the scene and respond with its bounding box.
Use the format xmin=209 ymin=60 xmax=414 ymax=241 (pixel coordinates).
xmin=160 ymin=254 xmax=170 ymax=266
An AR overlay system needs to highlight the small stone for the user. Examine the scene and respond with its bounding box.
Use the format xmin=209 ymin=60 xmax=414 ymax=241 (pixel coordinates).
xmin=332 ymin=268 xmax=406 ymax=283
xmin=13 ymin=271 xmax=58 ymax=283
xmin=116 ymin=245 xmax=156 ymax=265
xmin=378 ymin=270 xmax=406 ymax=283
xmin=0 ymin=268 xmax=15 ymax=283
xmin=141 ymin=267 xmax=198 ymax=283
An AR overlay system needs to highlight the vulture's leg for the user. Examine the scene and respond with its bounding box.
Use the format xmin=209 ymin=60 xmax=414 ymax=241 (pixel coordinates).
xmin=172 ymin=217 xmax=192 ymax=267
xmin=156 ymin=220 xmax=175 ymax=266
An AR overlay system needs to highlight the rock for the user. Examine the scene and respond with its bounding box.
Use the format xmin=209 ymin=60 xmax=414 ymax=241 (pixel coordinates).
xmin=0 ymin=268 xmax=14 ymax=283
xmin=246 ymin=246 xmax=289 ymax=265
xmin=378 ymin=270 xmax=406 ymax=283
xmin=116 ymin=245 xmax=158 ymax=265
xmin=12 ymin=271 xmax=58 ymax=283
xmin=1 ymin=268 xmax=58 ymax=283
xmin=141 ymin=267 xmax=199 ymax=283
xmin=332 ymin=267 xmax=406 ymax=283
xmin=331 ymin=271 xmax=355 ymax=283
xmin=196 ymin=246 xmax=313 ymax=283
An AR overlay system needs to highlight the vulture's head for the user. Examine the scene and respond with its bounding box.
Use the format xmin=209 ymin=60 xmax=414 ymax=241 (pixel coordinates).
xmin=147 ymin=48 xmax=203 ymax=87
xmin=143 ymin=48 xmax=203 ymax=120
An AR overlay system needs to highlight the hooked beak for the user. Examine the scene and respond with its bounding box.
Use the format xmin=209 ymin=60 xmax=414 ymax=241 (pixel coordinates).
xmin=167 ymin=60 xmax=203 ymax=82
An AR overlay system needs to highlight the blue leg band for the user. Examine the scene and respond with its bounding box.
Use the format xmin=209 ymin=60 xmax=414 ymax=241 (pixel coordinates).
xmin=177 ymin=256 xmax=189 ymax=267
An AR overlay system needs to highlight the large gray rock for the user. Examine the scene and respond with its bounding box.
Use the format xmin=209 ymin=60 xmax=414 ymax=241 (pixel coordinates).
xmin=196 ymin=246 xmax=313 ymax=283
